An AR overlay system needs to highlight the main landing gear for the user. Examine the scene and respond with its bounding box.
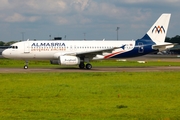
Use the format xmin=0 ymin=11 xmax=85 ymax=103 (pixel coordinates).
xmin=79 ymin=62 xmax=92 ymax=70
xmin=79 ymin=57 xmax=92 ymax=70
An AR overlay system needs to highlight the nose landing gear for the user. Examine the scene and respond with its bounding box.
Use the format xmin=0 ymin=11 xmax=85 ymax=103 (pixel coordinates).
xmin=24 ymin=61 xmax=28 ymax=69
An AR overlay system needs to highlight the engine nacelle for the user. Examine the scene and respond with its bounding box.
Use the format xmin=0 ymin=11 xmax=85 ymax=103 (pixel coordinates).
xmin=50 ymin=56 xmax=80 ymax=65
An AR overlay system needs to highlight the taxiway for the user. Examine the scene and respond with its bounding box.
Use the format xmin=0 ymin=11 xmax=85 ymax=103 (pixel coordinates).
xmin=0 ymin=66 xmax=180 ymax=73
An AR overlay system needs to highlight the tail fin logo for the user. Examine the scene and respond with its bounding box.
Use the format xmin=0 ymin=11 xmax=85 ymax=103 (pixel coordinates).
xmin=152 ymin=26 xmax=165 ymax=34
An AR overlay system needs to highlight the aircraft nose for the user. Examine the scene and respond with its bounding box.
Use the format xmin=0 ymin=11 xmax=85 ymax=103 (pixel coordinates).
xmin=2 ymin=50 xmax=10 ymax=58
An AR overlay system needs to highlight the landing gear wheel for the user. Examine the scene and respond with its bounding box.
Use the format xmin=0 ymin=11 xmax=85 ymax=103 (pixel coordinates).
xmin=24 ymin=60 xmax=29 ymax=69
xmin=24 ymin=65 xmax=28 ymax=69
xmin=79 ymin=62 xmax=85 ymax=69
xmin=86 ymin=63 xmax=92 ymax=70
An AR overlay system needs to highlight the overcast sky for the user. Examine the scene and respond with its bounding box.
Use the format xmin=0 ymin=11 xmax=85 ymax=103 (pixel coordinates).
xmin=0 ymin=0 xmax=180 ymax=42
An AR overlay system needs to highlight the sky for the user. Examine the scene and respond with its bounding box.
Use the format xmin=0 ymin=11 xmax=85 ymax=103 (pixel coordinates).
xmin=0 ymin=0 xmax=180 ymax=42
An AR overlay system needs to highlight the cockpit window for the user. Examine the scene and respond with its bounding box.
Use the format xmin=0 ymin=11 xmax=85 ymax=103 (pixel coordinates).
xmin=9 ymin=46 xmax=18 ymax=49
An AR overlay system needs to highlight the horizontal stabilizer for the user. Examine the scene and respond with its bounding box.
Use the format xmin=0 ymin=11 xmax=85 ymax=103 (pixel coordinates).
xmin=152 ymin=43 xmax=176 ymax=51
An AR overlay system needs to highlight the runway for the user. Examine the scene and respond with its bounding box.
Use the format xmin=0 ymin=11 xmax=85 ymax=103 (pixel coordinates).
xmin=0 ymin=66 xmax=180 ymax=73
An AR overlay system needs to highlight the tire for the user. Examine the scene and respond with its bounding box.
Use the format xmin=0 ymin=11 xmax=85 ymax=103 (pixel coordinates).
xmin=86 ymin=63 xmax=92 ymax=70
xmin=24 ymin=65 xmax=28 ymax=69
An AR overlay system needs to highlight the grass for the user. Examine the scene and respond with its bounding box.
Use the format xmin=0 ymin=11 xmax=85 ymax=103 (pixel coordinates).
xmin=0 ymin=58 xmax=180 ymax=68
xmin=0 ymin=72 xmax=180 ymax=119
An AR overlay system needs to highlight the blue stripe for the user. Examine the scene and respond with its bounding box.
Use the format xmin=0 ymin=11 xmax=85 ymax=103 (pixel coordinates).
xmin=111 ymin=34 xmax=158 ymax=58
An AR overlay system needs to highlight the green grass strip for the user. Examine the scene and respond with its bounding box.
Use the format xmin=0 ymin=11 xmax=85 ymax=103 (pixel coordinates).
xmin=0 ymin=58 xmax=180 ymax=68
xmin=0 ymin=72 xmax=180 ymax=119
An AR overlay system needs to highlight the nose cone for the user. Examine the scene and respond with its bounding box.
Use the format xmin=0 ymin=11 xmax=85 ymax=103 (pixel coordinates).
xmin=2 ymin=50 xmax=10 ymax=58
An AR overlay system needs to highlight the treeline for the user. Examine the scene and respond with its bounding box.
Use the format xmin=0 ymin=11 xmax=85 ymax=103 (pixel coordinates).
xmin=0 ymin=41 xmax=18 ymax=46
xmin=165 ymin=35 xmax=180 ymax=44
xmin=0 ymin=35 xmax=180 ymax=46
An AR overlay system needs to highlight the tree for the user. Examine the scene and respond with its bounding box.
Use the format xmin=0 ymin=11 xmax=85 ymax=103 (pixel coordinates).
xmin=165 ymin=35 xmax=180 ymax=44
xmin=0 ymin=41 xmax=5 ymax=46
xmin=4 ymin=41 xmax=17 ymax=46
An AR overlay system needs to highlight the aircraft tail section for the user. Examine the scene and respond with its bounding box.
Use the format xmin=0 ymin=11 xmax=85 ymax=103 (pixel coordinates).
xmin=145 ymin=13 xmax=171 ymax=44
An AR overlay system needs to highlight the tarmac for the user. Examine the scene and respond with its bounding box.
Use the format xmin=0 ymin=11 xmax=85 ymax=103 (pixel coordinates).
xmin=0 ymin=66 xmax=180 ymax=73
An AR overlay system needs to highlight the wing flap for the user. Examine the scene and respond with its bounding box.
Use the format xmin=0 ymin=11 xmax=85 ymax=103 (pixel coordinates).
xmin=53 ymin=46 xmax=122 ymax=59
xmin=64 ymin=47 xmax=118 ymax=57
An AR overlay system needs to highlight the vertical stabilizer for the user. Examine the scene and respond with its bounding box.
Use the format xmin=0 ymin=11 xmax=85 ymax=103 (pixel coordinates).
xmin=146 ymin=13 xmax=171 ymax=44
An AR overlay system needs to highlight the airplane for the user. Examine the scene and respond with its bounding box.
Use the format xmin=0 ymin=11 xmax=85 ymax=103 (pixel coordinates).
xmin=2 ymin=13 xmax=174 ymax=70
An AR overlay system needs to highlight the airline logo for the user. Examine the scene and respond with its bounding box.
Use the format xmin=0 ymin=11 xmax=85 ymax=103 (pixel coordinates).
xmin=152 ymin=26 xmax=165 ymax=34
xmin=31 ymin=42 xmax=66 ymax=52
xmin=31 ymin=42 xmax=65 ymax=47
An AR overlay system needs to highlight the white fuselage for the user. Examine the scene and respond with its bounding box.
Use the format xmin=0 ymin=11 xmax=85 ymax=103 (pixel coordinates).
xmin=3 ymin=40 xmax=135 ymax=60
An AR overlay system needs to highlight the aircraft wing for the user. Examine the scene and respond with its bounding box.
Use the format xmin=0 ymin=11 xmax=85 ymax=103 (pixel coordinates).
xmin=64 ymin=47 xmax=118 ymax=58
xmin=152 ymin=42 xmax=176 ymax=51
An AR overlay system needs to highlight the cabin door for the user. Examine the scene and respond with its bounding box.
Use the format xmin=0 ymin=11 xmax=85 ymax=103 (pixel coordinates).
xmin=24 ymin=41 xmax=30 ymax=53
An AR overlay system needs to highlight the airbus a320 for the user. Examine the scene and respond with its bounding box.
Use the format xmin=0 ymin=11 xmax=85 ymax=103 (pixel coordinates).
xmin=2 ymin=13 xmax=174 ymax=70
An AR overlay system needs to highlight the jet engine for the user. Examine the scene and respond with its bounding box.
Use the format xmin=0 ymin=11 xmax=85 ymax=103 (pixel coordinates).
xmin=50 ymin=56 xmax=80 ymax=65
